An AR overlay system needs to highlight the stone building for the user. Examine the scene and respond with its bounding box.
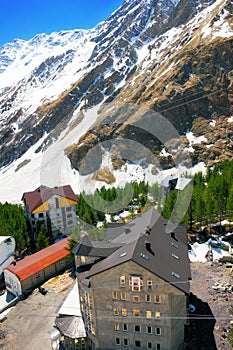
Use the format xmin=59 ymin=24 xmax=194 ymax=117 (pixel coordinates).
xmin=73 ymin=208 xmax=191 ymax=350
xmin=22 ymin=185 xmax=77 ymax=240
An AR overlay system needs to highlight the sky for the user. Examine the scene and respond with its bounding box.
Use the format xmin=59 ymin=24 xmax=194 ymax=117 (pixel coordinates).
xmin=0 ymin=0 xmax=124 ymax=48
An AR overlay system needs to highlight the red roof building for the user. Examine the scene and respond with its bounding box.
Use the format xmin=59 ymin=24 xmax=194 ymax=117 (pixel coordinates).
xmin=4 ymin=238 xmax=73 ymax=296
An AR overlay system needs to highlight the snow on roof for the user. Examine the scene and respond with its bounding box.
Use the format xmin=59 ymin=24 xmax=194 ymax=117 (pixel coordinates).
xmin=5 ymin=238 xmax=69 ymax=281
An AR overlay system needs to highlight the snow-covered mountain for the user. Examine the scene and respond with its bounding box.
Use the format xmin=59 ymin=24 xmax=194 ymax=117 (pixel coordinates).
xmin=0 ymin=0 xmax=232 ymax=202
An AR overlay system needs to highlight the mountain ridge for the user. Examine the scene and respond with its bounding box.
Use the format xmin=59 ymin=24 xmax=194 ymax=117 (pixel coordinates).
xmin=0 ymin=0 xmax=232 ymax=202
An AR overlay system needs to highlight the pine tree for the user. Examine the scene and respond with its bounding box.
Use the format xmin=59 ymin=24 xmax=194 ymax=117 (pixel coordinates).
xmin=35 ymin=225 xmax=49 ymax=251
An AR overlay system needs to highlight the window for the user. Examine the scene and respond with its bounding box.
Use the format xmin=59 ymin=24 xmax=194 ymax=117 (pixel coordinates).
xmin=55 ymin=197 xmax=59 ymax=209
xmin=89 ymin=310 xmax=94 ymax=323
xmin=123 ymin=339 xmax=129 ymax=347
xmin=123 ymin=323 xmax=128 ymax=332
xmin=147 ymin=342 xmax=153 ymax=349
xmin=133 ymin=295 xmax=140 ymax=303
xmin=38 ymin=213 xmax=44 ymax=218
xmin=80 ymin=256 xmax=86 ymax=263
xmin=66 ymin=207 xmax=72 ymax=212
xmin=156 ymin=328 xmax=161 ymax=336
xmin=145 ymin=294 xmax=151 ymax=302
xmin=147 ymin=326 xmax=152 ymax=334
xmin=146 ymin=311 xmax=152 ymax=319
xmin=135 ymin=340 xmax=141 ymax=348
xmin=172 ymin=242 xmax=178 ymax=249
xmin=147 ymin=278 xmax=153 ymax=290
xmin=112 ymin=291 xmax=118 ymax=300
xmin=67 ymin=213 xmax=73 ymax=218
xmin=115 ymin=322 xmax=120 ymax=331
xmin=172 ymin=271 xmax=180 ymax=279
xmin=121 ymin=292 xmax=126 ymax=300
xmin=129 ymin=276 xmax=143 ymax=291
xmin=133 ymin=309 xmax=140 ymax=317
xmin=120 ymin=275 xmax=126 ymax=287
xmin=156 ymin=344 xmax=161 ymax=350
xmin=68 ymin=220 xmax=73 ymax=225
xmin=113 ymin=307 xmax=119 ymax=315
xmin=155 ymin=312 xmax=161 ymax=319
xmin=154 ymin=295 xmax=161 ymax=303
xmin=134 ymin=325 xmax=141 ymax=333
xmin=122 ymin=308 xmax=127 ymax=316
xmin=91 ymin=325 xmax=95 ymax=336
xmin=116 ymin=338 xmax=120 ymax=345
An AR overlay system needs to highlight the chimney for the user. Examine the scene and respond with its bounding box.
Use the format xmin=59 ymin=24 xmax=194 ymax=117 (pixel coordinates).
xmin=145 ymin=241 xmax=155 ymax=256
xmin=144 ymin=226 xmax=151 ymax=235
xmin=171 ymin=232 xmax=175 ymax=239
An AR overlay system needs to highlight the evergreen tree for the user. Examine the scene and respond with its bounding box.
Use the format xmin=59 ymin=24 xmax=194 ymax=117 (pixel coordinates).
xmin=0 ymin=202 xmax=30 ymax=252
xmin=35 ymin=225 xmax=49 ymax=251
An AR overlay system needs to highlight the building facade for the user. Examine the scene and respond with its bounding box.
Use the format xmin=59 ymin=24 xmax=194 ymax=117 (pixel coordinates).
xmin=22 ymin=185 xmax=78 ymax=240
xmin=74 ymin=208 xmax=191 ymax=350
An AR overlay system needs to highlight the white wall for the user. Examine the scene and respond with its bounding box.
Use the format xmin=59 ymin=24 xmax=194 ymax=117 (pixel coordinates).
xmin=0 ymin=237 xmax=16 ymax=275
xmin=4 ymin=269 xmax=22 ymax=296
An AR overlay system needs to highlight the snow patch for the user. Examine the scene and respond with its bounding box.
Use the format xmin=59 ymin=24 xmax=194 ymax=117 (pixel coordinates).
xmin=186 ymin=131 xmax=207 ymax=145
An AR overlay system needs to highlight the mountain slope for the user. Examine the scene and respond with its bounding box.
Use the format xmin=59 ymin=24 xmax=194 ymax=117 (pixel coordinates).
xmin=0 ymin=0 xmax=232 ymax=202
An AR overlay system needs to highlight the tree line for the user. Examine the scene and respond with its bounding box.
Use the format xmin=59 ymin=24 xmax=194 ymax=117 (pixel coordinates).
xmin=1 ymin=160 xmax=232 ymax=252
xmin=162 ymin=160 xmax=233 ymax=231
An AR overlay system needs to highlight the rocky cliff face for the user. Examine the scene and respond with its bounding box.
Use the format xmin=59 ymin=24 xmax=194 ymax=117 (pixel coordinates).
xmin=66 ymin=0 xmax=233 ymax=174
xmin=0 ymin=0 xmax=232 ymax=199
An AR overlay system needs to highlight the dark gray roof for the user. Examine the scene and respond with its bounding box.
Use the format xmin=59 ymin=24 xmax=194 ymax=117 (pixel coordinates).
xmin=82 ymin=208 xmax=191 ymax=294
xmin=106 ymin=222 xmax=126 ymax=241
xmin=110 ymin=208 xmax=161 ymax=245
xmin=55 ymin=316 xmax=86 ymax=339
xmin=72 ymin=235 xmax=122 ymax=258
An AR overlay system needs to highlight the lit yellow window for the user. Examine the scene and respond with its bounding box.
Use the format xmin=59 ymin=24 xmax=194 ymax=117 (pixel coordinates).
xmin=91 ymin=325 xmax=96 ymax=335
xmin=113 ymin=307 xmax=119 ymax=315
xmin=133 ymin=309 xmax=140 ymax=317
xmin=133 ymin=295 xmax=140 ymax=303
xmin=155 ymin=311 xmax=161 ymax=319
xmin=122 ymin=308 xmax=127 ymax=316
xmin=146 ymin=311 xmax=152 ymax=319
xmin=115 ymin=322 xmax=120 ymax=331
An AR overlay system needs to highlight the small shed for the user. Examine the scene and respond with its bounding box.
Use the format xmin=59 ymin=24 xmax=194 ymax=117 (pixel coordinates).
xmin=4 ymin=238 xmax=72 ymax=296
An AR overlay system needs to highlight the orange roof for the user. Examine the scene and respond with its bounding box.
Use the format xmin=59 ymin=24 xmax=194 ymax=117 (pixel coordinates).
xmin=22 ymin=185 xmax=77 ymax=212
xmin=5 ymin=238 xmax=70 ymax=281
